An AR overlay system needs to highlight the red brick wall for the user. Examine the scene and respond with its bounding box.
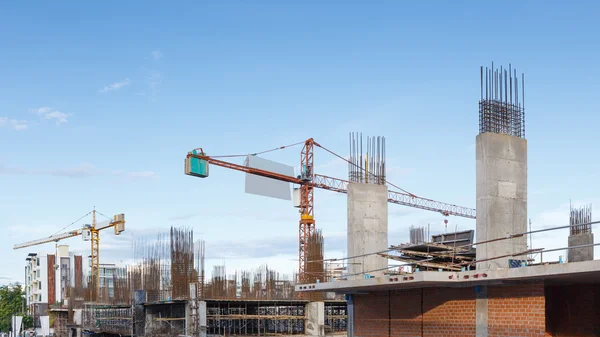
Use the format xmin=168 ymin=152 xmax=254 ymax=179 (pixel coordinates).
xmin=546 ymin=284 xmax=600 ymax=336
xmin=353 ymin=282 xmax=551 ymax=337
xmin=423 ymin=287 xmax=476 ymax=335
xmin=390 ymin=289 xmax=422 ymax=336
xmin=488 ymin=281 xmax=546 ymax=337
xmin=354 ymin=291 xmax=389 ymax=337
xmin=47 ymin=254 xmax=55 ymax=305
xmin=354 ymin=287 xmax=476 ymax=337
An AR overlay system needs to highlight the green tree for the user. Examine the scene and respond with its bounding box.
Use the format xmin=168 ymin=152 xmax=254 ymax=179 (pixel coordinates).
xmin=0 ymin=283 xmax=30 ymax=332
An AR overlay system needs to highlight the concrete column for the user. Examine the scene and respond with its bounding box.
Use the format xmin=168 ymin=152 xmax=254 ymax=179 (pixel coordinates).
xmin=305 ymin=302 xmax=324 ymax=336
xmin=185 ymin=300 xmax=190 ymax=336
xmin=476 ymin=133 xmax=527 ymax=270
xmin=346 ymin=295 xmax=354 ymax=337
xmin=568 ymin=233 xmax=594 ymax=262
xmin=347 ymin=183 xmax=388 ymax=279
xmin=199 ymin=301 xmax=207 ymax=337
xmin=145 ymin=313 xmax=155 ymax=334
xmin=475 ymin=286 xmax=488 ymax=337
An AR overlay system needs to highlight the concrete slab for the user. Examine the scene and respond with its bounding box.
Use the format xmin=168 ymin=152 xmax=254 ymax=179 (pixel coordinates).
xmin=296 ymin=259 xmax=600 ymax=293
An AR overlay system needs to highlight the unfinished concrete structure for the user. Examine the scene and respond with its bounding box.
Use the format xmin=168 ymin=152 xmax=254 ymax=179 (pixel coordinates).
xmin=298 ymin=64 xmax=600 ymax=336
xmin=297 ymin=260 xmax=600 ymax=336
xmin=568 ymin=203 xmax=594 ymax=262
xmin=347 ymin=183 xmax=388 ymax=279
xmin=347 ymin=134 xmax=389 ymax=279
xmin=77 ymin=297 xmax=346 ymax=337
xmin=476 ymin=64 xmax=528 ymax=270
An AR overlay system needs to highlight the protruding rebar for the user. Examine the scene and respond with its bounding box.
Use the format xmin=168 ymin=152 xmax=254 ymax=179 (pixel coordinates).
xmin=479 ymin=63 xmax=525 ymax=138
xmin=348 ymin=133 xmax=386 ymax=185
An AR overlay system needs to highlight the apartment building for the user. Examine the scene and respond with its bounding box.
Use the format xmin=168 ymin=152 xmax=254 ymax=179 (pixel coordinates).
xmin=24 ymin=245 xmax=83 ymax=317
xmin=86 ymin=261 xmax=127 ymax=300
xmin=24 ymin=253 xmax=49 ymax=317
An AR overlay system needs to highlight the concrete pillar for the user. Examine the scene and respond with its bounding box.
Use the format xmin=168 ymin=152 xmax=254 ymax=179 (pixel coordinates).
xmin=145 ymin=312 xmax=155 ymax=333
xmin=199 ymin=301 xmax=207 ymax=337
xmin=346 ymin=295 xmax=354 ymax=337
xmin=475 ymin=286 xmax=488 ymax=337
xmin=347 ymin=183 xmax=388 ymax=279
xmin=305 ymin=302 xmax=324 ymax=336
xmin=185 ymin=300 xmax=190 ymax=336
xmin=568 ymin=233 xmax=594 ymax=262
xmin=476 ymin=132 xmax=527 ymax=270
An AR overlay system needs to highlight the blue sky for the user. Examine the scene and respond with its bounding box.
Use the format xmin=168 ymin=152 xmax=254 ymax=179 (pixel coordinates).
xmin=1 ymin=1 xmax=599 ymax=284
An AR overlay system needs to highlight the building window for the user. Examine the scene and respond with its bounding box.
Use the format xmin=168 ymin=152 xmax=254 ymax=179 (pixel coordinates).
xmin=36 ymin=259 xmax=40 ymax=266
xmin=37 ymin=270 xmax=40 ymax=278
xmin=39 ymin=283 xmax=41 ymax=290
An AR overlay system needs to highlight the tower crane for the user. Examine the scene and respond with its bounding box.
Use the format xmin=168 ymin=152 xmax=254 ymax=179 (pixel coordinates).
xmin=184 ymin=138 xmax=476 ymax=285
xmin=13 ymin=210 xmax=126 ymax=301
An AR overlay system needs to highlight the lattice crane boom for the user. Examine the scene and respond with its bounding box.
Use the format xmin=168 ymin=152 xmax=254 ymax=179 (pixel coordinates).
xmin=13 ymin=229 xmax=83 ymax=250
xmin=185 ymin=151 xmax=476 ymax=220
xmin=312 ymin=174 xmax=476 ymax=219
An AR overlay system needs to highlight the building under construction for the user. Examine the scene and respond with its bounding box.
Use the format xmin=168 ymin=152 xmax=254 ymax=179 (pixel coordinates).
xmin=297 ymin=64 xmax=600 ymax=337
xmin=49 ymin=226 xmax=345 ymax=337
xmin=35 ymin=63 xmax=600 ymax=337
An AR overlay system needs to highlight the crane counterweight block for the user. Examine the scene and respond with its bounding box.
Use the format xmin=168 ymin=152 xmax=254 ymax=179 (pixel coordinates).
xmin=185 ymin=151 xmax=209 ymax=178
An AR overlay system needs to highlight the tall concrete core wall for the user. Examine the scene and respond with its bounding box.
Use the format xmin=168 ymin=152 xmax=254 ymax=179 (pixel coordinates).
xmin=476 ymin=132 xmax=527 ymax=270
xmin=347 ymin=183 xmax=388 ymax=279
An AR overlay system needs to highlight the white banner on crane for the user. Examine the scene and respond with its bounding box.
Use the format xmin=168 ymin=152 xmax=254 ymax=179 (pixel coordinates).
xmin=244 ymin=155 xmax=294 ymax=200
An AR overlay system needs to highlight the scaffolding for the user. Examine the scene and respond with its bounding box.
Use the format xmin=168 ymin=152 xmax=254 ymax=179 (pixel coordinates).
xmin=206 ymin=300 xmax=306 ymax=336
xmin=82 ymin=303 xmax=133 ymax=335
xmin=324 ymin=301 xmax=347 ymax=334
xmin=144 ymin=301 xmax=187 ymax=337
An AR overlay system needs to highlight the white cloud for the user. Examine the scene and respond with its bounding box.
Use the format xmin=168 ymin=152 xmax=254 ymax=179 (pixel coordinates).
xmin=0 ymin=162 xmax=158 ymax=180
xmin=99 ymin=78 xmax=131 ymax=93
xmin=44 ymin=162 xmax=99 ymax=177
xmin=151 ymin=50 xmax=163 ymax=60
xmin=0 ymin=117 xmax=28 ymax=131
xmin=30 ymin=106 xmax=70 ymax=125
xmin=112 ymin=170 xmax=158 ymax=179
xmin=33 ymin=107 xmax=53 ymax=115
xmin=148 ymin=71 xmax=161 ymax=98
xmin=168 ymin=213 xmax=198 ymax=221
xmin=11 ymin=121 xmax=28 ymax=130
xmin=44 ymin=111 xmax=69 ymax=124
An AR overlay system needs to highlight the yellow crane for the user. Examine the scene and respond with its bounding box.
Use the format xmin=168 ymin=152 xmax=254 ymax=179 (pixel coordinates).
xmin=13 ymin=210 xmax=125 ymax=301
